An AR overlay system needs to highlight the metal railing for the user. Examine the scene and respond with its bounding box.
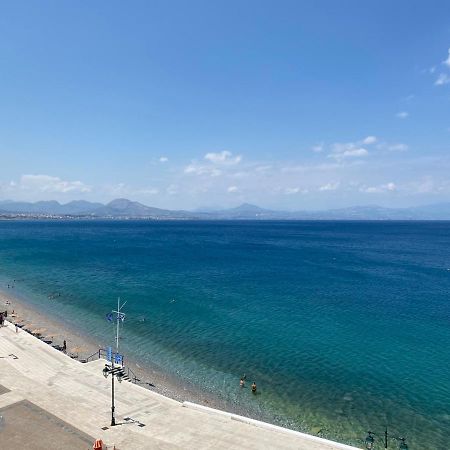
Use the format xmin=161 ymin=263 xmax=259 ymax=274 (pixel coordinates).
xmin=82 ymin=348 xmax=155 ymax=387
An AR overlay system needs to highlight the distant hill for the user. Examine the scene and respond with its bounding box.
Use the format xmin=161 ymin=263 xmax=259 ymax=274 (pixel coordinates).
xmin=1 ymin=199 xmax=450 ymax=220
xmin=90 ymin=199 xmax=195 ymax=219
xmin=0 ymin=200 xmax=103 ymax=215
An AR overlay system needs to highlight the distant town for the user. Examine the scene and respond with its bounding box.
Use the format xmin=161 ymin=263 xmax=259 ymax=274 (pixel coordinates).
xmin=1 ymin=198 xmax=450 ymax=220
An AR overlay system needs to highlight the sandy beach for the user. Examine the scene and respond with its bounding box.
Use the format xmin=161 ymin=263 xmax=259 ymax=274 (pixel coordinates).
xmin=0 ymin=304 xmax=361 ymax=449
xmin=0 ymin=288 xmax=249 ymax=413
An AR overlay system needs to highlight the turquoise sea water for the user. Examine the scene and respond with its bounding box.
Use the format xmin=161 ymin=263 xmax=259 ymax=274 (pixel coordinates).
xmin=0 ymin=220 xmax=449 ymax=448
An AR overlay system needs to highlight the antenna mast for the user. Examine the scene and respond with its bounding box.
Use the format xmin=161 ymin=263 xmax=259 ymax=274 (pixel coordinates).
xmin=112 ymin=297 xmax=126 ymax=352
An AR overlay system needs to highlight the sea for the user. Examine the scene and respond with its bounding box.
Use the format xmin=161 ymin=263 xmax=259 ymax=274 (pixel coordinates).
xmin=0 ymin=220 xmax=449 ymax=449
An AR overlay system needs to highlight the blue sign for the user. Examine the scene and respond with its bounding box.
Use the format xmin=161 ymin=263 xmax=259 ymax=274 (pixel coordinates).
xmin=114 ymin=353 xmax=123 ymax=365
xmin=106 ymin=346 xmax=112 ymax=362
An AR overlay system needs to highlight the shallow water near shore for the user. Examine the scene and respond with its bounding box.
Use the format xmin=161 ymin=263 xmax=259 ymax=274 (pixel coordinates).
xmin=0 ymin=220 xmax=449 ymax=448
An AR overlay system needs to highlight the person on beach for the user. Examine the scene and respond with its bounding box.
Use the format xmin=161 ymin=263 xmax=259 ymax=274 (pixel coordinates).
xmin=0 ymin=313 xmax=4 ymax=327
xmin=63 ymin=340 xmax=67 ymax=353
xmin=15 ymin=323 xmax=18 ymax=333
xmin=251 ymin=382 xmax=257 ymax=394
xmin=240 ymin=378 xmax=245 ymax=388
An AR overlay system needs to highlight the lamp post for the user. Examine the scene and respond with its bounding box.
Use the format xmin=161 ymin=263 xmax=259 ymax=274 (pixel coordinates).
xmin=364 ymin=428 xmax=408 ymax=449
xmin=103 ymin=298 xmax=126 ymax=427
xmin=103 ymin=359 xmax=123 ymax=426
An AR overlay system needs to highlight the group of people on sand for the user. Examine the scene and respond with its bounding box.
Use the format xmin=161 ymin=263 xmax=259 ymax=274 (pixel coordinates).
xmin=239 ymin=374 xmax=258 ymax=394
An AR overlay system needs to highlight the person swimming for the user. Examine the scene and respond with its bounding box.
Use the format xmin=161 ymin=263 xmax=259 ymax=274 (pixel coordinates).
xmin=240 ymin=378 xmax=245 ymax=388
xmin=251 ymin=382 xmax=257 ymax=394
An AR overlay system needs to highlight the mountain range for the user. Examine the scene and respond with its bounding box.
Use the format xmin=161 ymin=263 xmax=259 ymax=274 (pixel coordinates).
xmin=1 ymin=198 xmax=450 ymax=220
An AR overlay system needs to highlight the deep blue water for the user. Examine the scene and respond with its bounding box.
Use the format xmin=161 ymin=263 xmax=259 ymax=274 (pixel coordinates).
xmin=0 ymin=220 xmax=449 ymax=448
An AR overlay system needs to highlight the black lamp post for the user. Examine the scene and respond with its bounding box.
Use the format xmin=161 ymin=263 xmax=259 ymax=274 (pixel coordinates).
xmin=103 ymin=358 xmax=122 ymax=426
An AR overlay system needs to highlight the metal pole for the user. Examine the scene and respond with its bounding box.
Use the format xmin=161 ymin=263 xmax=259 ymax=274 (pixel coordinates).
xmin=116 ymin=297 xmax=120 ymax=351
xmin=384 ymin=427 xmax=388 ymax=449
xmin=111 ymin=356 xmax=115 ymax=426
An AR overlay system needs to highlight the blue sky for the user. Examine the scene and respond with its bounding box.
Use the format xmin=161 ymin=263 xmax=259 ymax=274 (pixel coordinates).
xmin=0 ymin=0 xmax=449 ymax=210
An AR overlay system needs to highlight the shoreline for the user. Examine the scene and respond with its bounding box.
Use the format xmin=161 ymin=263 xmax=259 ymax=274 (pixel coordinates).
xmin=0 ymin=288 xmax=263 ymax=418
xmin=0 ymin=315 xmax=360 ymax=449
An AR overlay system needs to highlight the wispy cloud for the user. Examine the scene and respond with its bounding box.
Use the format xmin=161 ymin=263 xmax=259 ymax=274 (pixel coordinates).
xmin=360 ymin=182 xmax=396 ymax=193
xmin=319 ymin=182 xmax=340 ymax=191
xmin=443 ymin=48 xmax=450 ymax=67
xmin=19 ymin=174 xmax=91 ymax=193
xmin=184 ymin=164 xmax=222 ymax=177
xmin=184 ymin=151 xmax=242 ymax=177
xmin=227 ymin=185 xmax=238 ymax=193
xmin=204 ymin=151 xmax=242 ymax=165
xmin=435 ymin=73 xmax=450 ymax=86
xmin=328 ymin=144 xmax=368 ymax=161
xmin=311 ymin=143 xmax=324 ymax=153
xmin=396 ymin=111 xmax=409 ymax=119
xmin=159 ymin=156 xmax=169 ymax=163
xmin=388 ymin=143 xmax=408 ymax=152
xmin=327 ymin=136 xmax=377 ymax=161
xmin=362 ymin=136 xmax=377 ymax=145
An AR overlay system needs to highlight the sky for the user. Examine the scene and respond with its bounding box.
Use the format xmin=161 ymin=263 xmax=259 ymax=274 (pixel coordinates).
xmin=0 ymin=0 xmax=449 ymax=210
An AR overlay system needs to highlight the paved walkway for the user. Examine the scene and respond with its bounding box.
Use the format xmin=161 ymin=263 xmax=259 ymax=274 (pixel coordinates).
xmin=0 ymin=322 xmax=361 ymax=449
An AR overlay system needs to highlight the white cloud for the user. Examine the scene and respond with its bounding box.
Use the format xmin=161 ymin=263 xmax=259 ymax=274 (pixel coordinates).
xmin=204 ymin=151 xmax=242 ymax=165
xmin=388 ymin=143 xmax=408 ymax=152
xmin=396 ymin=111 xmax=409 ymax=119
xmin=328 ymin=138 xmax=371 ymax=161
xmin=19 ymin=174 xmax=91 ymax=193
xmin=362 ymin=136 xmax=377 ymax=145
xmin=184 ymin=164 xmax=221 ymax=177
xmin=227 ymin=186 xmax=238 ymax=193
xmin=342 ymin=148 xmax=368 ymax=158
xmin=443 ymin=48 xmax=450 ymax=67
xmin=329 ymin=145 xmax=368 ymax=160
xmin=319 ymin=182 xmax=340 ymax=191
xmin=159 ymin=156 xmax=168 ymax=163
xmin=312 ymin=143 xmax=324 ymax=153
xmin=435 ymin=73 xmax=450 ymax=86
xmin=361 ymin=182 xmax=397 ymax=193
xmin=184 ymin=150 xmax=242 ymax=178
xmin=284 ymin=187 xmax=300 ymax=195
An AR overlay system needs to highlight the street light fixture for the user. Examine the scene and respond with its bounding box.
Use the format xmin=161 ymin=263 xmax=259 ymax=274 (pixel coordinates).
xmin=103 ymin=360 xmax=123 ymax=426
xmin=103 ymin=298 xmax=126 ymax=427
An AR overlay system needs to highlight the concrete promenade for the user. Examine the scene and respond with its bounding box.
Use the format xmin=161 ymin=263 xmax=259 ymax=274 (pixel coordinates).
xmin=0 ymin=322 xmax=361 ymax=449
